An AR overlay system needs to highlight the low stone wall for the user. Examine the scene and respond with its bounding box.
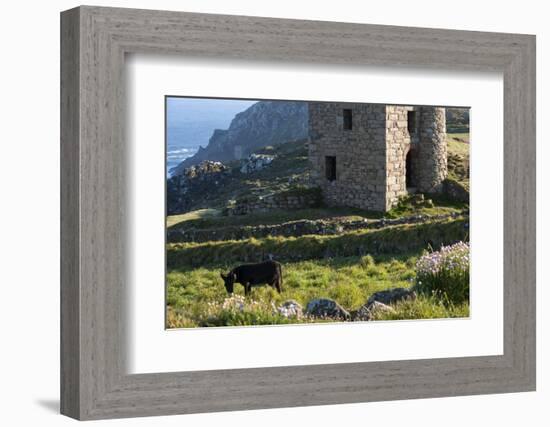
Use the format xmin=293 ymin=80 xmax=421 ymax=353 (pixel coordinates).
xmin=167 ymin=217 xmax=470 ymax=267
xmin=167 ymin=210 xmax=469 ymax=243
xmin=222 ymin=188 xmax=322 ymax=216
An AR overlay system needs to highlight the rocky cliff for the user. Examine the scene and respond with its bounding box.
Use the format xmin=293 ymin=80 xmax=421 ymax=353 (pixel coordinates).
xmin=167 ymin=161 xmax=231 ymax=215
xmin=170 ymin=101 xmax=308 ymax=175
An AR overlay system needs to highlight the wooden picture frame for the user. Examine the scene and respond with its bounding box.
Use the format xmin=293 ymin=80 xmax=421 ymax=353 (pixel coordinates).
xmin=60 ymin=5 xmax=536 ymax=420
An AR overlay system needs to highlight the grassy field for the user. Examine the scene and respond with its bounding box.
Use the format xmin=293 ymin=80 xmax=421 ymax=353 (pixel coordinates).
xmin=166 ymin=214 xmax=470 ymax=328
xmin=166 ymin=208 xmax=220 ymax=228
xmin=167 ymin=253 xmax=469 ymax=328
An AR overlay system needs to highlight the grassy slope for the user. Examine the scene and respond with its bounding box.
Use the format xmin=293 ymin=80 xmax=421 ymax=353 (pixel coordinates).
xmin=166 ymin=209 xmax=220 ymax=228
xmin=168 ymin=200 xmax=466 ymax=232
xmin=174 ymin=140 xmax=311 ymax=213
xmin=167 ymin=217 xmax=468 ymax=267
xmin=447 ymin=131 xmax=470 ymax=184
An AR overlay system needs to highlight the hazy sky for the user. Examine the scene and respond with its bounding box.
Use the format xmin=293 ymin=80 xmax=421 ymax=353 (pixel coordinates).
xmin=166 ymin=97 xmax=257 ymax=127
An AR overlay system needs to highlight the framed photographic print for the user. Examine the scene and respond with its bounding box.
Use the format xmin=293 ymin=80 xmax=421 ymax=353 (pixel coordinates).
xmin=61 ymin=6 xmax=536 ymax=420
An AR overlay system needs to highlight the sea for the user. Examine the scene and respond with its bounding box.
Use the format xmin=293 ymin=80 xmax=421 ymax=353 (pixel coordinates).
xmin=166 ymin=97 xmax=257 ymax=177
xmin=166 ymin=125 xmax=199 ymax=175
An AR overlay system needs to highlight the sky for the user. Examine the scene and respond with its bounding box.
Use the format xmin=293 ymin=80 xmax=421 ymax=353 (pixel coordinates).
xmin=166 ymin=97 xmax=257 ymax=127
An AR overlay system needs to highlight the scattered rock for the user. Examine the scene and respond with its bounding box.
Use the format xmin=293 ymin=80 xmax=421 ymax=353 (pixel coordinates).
xmin=167 ymin=161 xmax=231 ymax=214
xmin=277 ymin=300 xmax=303 ymax=318
xmin=369 ymin=301 xmax=395 ymax=314
xmin=305 ymin=298 xmax=351 ymax=320
xmin=367 ymin=287 xmax=416 ymax=306
xmin=366 ymin=301 xmax=396 ymax=317
xmin=240 ymin=154 xmax=275 ymax=174
xmin=351 ymin=304 xmax=373 ymax=321
xmin=352 ymin=301 xmax=395 ymax=321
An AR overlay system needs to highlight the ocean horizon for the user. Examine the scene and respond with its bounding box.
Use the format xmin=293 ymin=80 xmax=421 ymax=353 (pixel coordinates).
xmin=166 ymin=97 xmax=256 ymax=178
xmin=166 ymin=145 xmax=198 ymax=176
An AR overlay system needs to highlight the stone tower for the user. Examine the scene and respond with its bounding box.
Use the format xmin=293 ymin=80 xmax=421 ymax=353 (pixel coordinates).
xmin=308 ymin=103 xmax=447 ymax=212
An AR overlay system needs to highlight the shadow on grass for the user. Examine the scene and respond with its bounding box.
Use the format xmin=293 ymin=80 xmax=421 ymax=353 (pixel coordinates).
xmin=167 ymin=251 xmax=423 ymax=274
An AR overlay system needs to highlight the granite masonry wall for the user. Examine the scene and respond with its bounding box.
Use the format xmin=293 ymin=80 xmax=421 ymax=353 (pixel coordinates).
xmin=416 ymin=107 xmax=448 ymax=193
xmin=308 ymin=103 xmax=446 ymax=212
xmin=308 ymin=103 xmax=388 ymax=211
xmin=385 ymin=105 xmax=414 ymax=210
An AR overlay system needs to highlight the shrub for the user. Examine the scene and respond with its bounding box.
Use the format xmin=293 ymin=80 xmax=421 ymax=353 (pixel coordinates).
xmin=197 ymin=295 xmax=307 ymax=327
xmin=414 ymin=241 xmax=470 ymax=304
xmin=359 ymin=254 xmax=375 ymax=269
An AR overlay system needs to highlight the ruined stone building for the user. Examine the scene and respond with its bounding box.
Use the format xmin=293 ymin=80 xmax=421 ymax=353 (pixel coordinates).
xmin=308 ymin=103 xmax=447 ymax=212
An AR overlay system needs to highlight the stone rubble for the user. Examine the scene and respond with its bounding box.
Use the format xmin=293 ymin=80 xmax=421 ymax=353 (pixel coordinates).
xmin=240 ymin=153 xmax=275 ymax=174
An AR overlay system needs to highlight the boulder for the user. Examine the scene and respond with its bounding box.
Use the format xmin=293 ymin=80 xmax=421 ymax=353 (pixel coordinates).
xmin=442 ymin=178 xmax=470 ymax=203
xmin=351 ymin=304 xmax=372 ymax=321
xmin=352 ymin=301 xmax=395 ymax=321
xmin=366 ymin=287 xmax=416 ymax=306
xmin=277 ymin=300 xmax=303 ymax=319
xmin=305 ymin=298 xmax=351 ymax=320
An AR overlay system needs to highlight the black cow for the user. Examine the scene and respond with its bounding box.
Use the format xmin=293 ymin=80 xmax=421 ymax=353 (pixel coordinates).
xmin=220 ymin=260 xmax=283 ymax=296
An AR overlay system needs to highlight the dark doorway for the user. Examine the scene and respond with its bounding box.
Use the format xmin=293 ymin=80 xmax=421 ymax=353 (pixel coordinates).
xmin=407 ymin=111 xmax=417 ymax=134
xmin=325 ymin=156 xmax=336 ymax=181
xmin=405 ymin=150 xmax=415 ymax=190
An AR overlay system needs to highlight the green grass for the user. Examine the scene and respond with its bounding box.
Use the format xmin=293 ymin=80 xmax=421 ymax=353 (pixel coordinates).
xmin=169 ymin=207 xmax=373 ymax=231
xmin=446 ymin=131 xmax=470 ymax=184
xmin=384 ymin=196 xmax=466 ymax=219
xmin=166 ymin=254 xmax=415 ymax=327
xmin=447 ymin=133 xmax=470 ymax=156
xmin=168 ymin=197 xmax=466 ymax=233
xmin=166 ymin=253 xmax=468 ymax=328
xmin=167 ymin=217 xmax=469 ymax=268
xmin=167 ymin=208 xmax=221 ymax=228
xmin=370 ymin=294 xmax=469 ymax=321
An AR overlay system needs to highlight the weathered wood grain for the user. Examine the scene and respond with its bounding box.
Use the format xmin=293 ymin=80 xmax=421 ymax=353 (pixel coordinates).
xmin=60 ymin=7 xmax=80 ymax=419
xmin=60 ymin=6 xmax=536 ymax=420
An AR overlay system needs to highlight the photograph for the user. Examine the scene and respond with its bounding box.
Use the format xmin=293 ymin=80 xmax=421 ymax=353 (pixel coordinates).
xmin=165 ymin=97 xmax=470 ymax=328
